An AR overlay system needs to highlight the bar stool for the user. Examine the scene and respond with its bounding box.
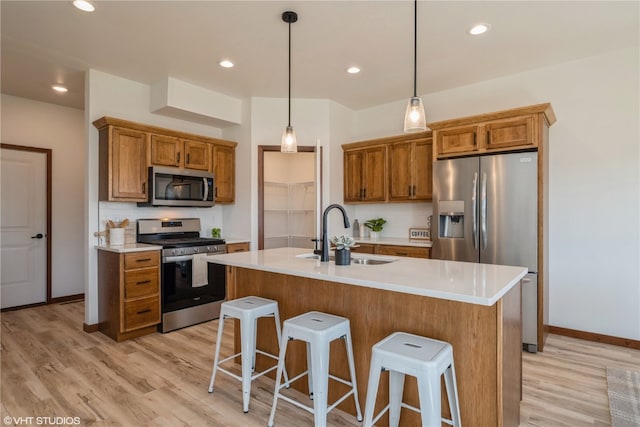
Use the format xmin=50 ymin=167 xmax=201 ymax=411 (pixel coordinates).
xmin=363 ymin=332 xmax=461 ymax=427
xmin=268 ymin=311 xmax=363 ymax=427
xmin=208 ymin=296 xmax=288 ymax=413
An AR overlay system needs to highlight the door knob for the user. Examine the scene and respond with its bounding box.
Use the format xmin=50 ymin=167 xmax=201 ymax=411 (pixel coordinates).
xmin=31 ymin=233 xmax=44 ymax=239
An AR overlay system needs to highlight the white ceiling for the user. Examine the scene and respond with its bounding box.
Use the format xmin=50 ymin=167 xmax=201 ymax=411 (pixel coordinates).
xmin=1 ymin=1 xmax=638 ymax=112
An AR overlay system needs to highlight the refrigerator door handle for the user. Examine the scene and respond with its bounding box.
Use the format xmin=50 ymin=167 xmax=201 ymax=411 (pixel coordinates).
xmin=480 ymin=172 xmax=488 ymax=250
xmin=472 ymin=172 xmax=478 ymax=249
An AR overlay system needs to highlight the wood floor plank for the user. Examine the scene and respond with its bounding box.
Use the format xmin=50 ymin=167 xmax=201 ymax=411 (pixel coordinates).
xmin=2 ymin=302 xmax=639 ymax=426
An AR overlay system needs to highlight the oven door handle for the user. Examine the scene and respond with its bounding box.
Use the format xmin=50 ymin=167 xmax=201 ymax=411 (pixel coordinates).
xmin=162 ymin=254 xmax=193 ymax=263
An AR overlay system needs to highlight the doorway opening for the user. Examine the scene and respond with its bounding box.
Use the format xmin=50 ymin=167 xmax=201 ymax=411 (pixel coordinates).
xmin=258 ymin=146 xmax=321 ymax=250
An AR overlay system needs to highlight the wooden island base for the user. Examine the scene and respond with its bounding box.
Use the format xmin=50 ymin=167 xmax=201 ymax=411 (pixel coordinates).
xmin=227 ymin=266 xmax=522 ymax=427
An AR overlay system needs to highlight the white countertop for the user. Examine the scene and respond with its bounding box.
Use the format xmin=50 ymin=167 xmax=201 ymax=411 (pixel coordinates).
xmin=354 ymin=237 xmax=432 ymax=247
xmin=96 ymin=243 xmax=162 ymax=253
xmin=207 ymin=247 xmax=526 ymax=306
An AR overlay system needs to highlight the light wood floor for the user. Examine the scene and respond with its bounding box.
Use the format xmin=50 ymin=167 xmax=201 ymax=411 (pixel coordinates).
xmin=1 ymin=301 xmax=638 ymax=426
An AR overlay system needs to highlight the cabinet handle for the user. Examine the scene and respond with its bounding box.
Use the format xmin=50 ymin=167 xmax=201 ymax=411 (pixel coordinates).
xmin=177 ymin=152 xmax=181 ymax=163
xmin=137 ymin=309 xmax=152 ymax=314
xmin=363 ymin=188 xmax=367 ymax=199
xmin=142 ymin=182 xmax=146 ymax=193
xmin=486 ymin=130 xmax=491 ymax=145
xmin=396 ymin=252 xmax=408 ymax=256
xmin=136 ymin=280 xmax=151 ymax=285
xmin=473 ymin=132 xmax=477 ymax=146
xmin=408 ymin=185 xmax=412 ymax=196
xmin=215 ymin=187 xmax=218 ymax=197
xmin=413 ymin=185 xmax=416 ymax=196
xmin=136 ymin=258 xmax=152 ymax=262
xmin=186 ymin=153 xmax=190 ymax=164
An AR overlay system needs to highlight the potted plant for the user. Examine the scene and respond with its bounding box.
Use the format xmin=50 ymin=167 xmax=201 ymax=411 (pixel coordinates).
xmin=330 ymin=235 xmax=356 ymax=265
xmin=364 ymin=218 xmax=386 ymax=240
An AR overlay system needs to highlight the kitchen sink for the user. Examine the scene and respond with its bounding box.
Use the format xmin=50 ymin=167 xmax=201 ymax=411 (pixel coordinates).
xmin=295 ymin=253 xmax=396 ymax=265
xmin=350 ymin=258 xmax=394 ymax=265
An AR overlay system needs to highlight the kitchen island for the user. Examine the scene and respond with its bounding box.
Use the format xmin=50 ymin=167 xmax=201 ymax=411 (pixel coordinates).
xmin=208 ymin=247 xmax=526 ymax=426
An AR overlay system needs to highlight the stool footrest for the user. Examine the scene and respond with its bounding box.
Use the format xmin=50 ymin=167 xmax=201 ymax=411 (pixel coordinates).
xmin=277 ymin=370 xmax=308 ymax=391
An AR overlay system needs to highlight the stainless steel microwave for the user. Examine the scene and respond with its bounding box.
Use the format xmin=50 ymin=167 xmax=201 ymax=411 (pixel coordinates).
xmin=138 ymin=166 xmax=215 ymax=207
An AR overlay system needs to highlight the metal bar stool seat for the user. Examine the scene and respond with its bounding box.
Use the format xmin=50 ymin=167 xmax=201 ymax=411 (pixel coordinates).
xmin=363 ymin=332 xmax=462 ymax=427
xmin=268 ymin=311 xmax=363 ymax=427
xmin=208 ymin=296 xmax=289 ymax=413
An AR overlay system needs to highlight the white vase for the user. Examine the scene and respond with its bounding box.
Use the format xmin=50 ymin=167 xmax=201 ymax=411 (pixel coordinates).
xmin=369 ymin=231 xmax=380 ymax=240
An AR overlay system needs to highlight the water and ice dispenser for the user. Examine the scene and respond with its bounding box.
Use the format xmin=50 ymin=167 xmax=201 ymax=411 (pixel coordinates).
xmin=438 ymin=201 xmax=465 ymax=238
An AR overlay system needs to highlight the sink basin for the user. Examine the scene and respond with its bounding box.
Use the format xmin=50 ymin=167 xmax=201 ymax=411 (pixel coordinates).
xmin=350 ymin=258 xmax=395 ymax=265
xmin=295 ymin=253 xmax=395 ymax=265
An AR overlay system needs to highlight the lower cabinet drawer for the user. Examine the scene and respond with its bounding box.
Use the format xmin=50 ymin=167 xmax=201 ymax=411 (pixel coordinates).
xmin=124 ymin=296 xmax=160 ymax=332
xmin=124 ymin=251 xmax=160 ymax=269
xmin=376 ymin=245 xmax=430 ymax=258
xmin=124 ymin=268 xmax=159 ymax=298
xmin=351 ymin=243 xmax=377 ymax=254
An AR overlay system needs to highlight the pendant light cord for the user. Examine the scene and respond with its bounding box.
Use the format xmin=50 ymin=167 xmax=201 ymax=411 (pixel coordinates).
xmin=288 ymin=20 xmax=292 ymax=127
xmin=413 ymin=0 xmax=417 ymax=98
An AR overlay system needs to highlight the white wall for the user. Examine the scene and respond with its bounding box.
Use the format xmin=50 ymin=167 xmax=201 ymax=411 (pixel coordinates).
xmin=1 ymin=94 xmax=85 ymax=298
xmin=85 ymin=69 xmax=227 ymax=326
xmin=354 ymin=47 xmax=640 ymax=340
xmin=221 ymin=97 xmax=252 ymax=243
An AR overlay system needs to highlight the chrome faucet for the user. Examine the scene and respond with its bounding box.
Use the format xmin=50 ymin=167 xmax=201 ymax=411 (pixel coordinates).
xmin=321 ymin=203 xmax=350 ymax=262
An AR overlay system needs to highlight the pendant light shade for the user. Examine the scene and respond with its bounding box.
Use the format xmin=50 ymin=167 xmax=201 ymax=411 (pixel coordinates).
xmin=404 ymin=0 xmax=428 ymax=133
xmin=281 ymin=11 xmax=298 ymax=153
xmin=281 ymin=125 xmax=297 ymax=153
xmin=404 ymin=96 xmax=426 ymax=132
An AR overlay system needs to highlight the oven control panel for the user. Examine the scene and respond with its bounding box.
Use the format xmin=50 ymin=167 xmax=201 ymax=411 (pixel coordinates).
xmin=162 ymin=245 xmax=225 ymax=257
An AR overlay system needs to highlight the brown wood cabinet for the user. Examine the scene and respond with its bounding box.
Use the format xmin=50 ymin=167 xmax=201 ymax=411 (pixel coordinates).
xmin=343 ymin=145 xmax=386 ymax=202
xmin=150 ymin=135 xmax=211 ymax=171
xmin=98 ymin=250 xmax=161 ymax=342
xmin=343 ymin=131 xmax=432 ymax=204
xmin=388 ymin=136 xmax=433 ymax=201
xmin=93 ymin=117 xmax=237 ymax=203
xmin=97 ymin=126 xmax=148 ymax=202
xmin=351 ymin=243 xmax=430 ymax=258
xmin=226 ymin=242 xmax=250 ymax=253
xmin=212 ymin=143 xmax=236 ymax=204
xmin=429 ymin=103 xmax=555 ymax=159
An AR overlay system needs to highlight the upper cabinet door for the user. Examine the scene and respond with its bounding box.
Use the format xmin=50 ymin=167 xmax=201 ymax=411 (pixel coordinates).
xmin=150 ymin=134 xmax=181 ymax=167
xmin=412 ymin=138 xmax=432 ymax=201
xmin=388 ymin=138 xmax=432 ymax=202
xmin=363 ymin=146 xmax=386 ymax=202
xmin=485 ymin=116 xmax=534 ymax=151
xmin=212 ymin=144 xmax=235 ymax=204
xmin=387 ymin=142 xmax=412 ymax=201
xmin=343 ymin=150 xmax=364 ymax=202
xmin=435 ymin=125 xmax=478 ymax=156
xmin=109 ymin=127 xmax=148 ymax=201
xmin=183 ymin=139 xmax=211 ymax=171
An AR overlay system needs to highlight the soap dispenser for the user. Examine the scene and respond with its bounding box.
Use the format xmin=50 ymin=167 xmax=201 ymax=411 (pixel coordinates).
xmin=353 ymin=219 xmax=360 ymax=238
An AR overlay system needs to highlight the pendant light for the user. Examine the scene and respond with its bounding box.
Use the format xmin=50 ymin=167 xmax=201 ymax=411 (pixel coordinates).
xmin=403 ymin=0 xmax=427 ymax=133
xmin=281 ymin=11 xmax=298 ymax=153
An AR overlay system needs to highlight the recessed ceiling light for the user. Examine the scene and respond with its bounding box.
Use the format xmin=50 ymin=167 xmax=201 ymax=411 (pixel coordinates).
xmin=347 ymin=66 xmax=361 ymax=74
xmin=52 ymin=85 xmax=69 ymax=93
xmin=73 ymin=0 xmax=95 ymax=12
xmin=219 ymin=60 xmax=234 ymax=68
xmin=468 ymin=23 xmax=490 ymax=36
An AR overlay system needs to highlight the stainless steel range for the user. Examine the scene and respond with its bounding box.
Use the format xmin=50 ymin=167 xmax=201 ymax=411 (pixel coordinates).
xmin=137 ymin=218 xmax=226 ymax=332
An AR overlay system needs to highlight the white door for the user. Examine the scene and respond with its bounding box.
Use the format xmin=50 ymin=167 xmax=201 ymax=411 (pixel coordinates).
xmin=1 ymin=147 xmax=47 ymax=308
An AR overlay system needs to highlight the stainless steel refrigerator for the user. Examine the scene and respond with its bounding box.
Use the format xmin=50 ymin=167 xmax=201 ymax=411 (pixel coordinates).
xmin=432 ymin=151 xmax=539 ymax=352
